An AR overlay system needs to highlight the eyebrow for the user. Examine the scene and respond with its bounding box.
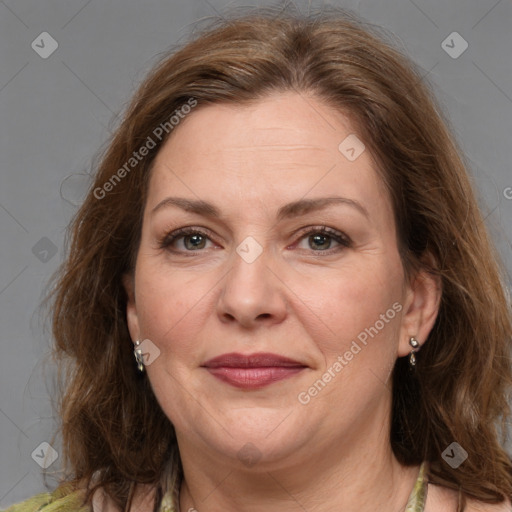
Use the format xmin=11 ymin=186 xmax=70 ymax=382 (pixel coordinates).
xmin=151 ymin=196 xmax=369 ymax=220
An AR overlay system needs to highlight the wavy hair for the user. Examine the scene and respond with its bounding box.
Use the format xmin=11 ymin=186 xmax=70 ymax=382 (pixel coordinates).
xmin=46 ymin=5 xmax=512 ymax=511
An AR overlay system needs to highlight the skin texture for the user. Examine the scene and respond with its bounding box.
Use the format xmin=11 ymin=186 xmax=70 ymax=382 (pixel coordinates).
xmin=123 ymin=91 xmax=444 ymax=512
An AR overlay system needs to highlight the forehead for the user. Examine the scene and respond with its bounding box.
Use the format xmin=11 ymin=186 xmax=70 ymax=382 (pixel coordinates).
xmin=147 ymin=92 xmax=392 ymax=223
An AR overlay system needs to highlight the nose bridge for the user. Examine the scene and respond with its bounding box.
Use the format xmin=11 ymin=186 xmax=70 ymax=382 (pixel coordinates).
xmin=217 ymin=235 xmax=286 ymax=326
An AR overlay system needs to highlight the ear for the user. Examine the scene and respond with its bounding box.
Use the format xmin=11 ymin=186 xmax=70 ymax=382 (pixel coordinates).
xmin=122 ymin=272 xmax=140 ymax=342
xmin=397 ymin=262 xmax=442 ymax=357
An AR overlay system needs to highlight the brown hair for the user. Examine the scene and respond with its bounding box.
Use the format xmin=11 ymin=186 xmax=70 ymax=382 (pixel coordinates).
xmin=47 ymin=5 xmax=512 ymax=510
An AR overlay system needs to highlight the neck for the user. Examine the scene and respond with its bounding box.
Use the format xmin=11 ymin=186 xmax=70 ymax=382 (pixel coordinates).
xmin=176 ymin=413 xmax=420 ymax=512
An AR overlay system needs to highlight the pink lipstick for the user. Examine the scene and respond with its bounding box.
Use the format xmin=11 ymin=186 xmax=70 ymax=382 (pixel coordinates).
xmin=202 ymin=352 xmax=307 ymax=389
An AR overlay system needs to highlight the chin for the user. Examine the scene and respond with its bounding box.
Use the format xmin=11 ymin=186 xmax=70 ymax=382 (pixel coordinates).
xmin=189 ymin=409 xmax=313 ymax=465
xmin=214 ymin=435 xmax=305 ymax=471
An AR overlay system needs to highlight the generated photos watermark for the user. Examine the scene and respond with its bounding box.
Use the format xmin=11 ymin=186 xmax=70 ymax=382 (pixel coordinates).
xmin=441 ymin=441 xmax=468 ymax=469
xmin=298 ymin=301 xmax=403 ymax=404
xmin=94 ymin=97 xmax=198 ymax=200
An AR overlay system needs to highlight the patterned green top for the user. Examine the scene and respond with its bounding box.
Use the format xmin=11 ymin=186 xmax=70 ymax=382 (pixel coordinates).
xmin=2 ymin=462 xmax=428 ymax=512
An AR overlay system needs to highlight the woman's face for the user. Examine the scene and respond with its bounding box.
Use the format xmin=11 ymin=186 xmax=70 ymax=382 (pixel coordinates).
xmin=125 ymin=91 xmax=437 ymax=469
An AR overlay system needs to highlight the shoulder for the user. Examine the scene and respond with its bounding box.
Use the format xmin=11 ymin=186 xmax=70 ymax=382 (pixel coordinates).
xmin=91 ymin=484 xmax=157 ymax=512
xmin=464 ymin=496 xmax=512 ymax=512
xmin=427 ymin=483 xmax=512 ymax=512
xmin=1 ymin=482 xmax=156 ymax=512
xmin=1 ymin=484 xmax=89 ymax=512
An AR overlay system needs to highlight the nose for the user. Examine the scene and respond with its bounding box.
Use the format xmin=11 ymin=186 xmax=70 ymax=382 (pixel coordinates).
xmin=216 ymin=243 xmax=288 ymax=329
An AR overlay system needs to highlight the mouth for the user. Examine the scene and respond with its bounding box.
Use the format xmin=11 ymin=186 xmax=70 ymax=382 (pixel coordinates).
xmin=201 ymin=352 xmax=308 ymax=389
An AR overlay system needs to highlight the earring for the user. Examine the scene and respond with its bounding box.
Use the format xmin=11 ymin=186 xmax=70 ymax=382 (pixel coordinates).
xmin=133 ymin=340 xmax=144 ymax=372
xmin=409 ymin=337 xmax=420 ymax=367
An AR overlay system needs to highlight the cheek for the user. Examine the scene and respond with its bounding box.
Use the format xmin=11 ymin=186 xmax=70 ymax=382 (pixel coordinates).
xmin=134 ymin=256 xmax=225 ymax=364
xmin=305 ymin=273 xmax=403 ymax=405
xmin=294 ymin=259 xmax=404 ymax=354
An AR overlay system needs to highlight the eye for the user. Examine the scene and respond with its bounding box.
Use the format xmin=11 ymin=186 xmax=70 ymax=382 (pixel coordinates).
xmin=294 ymin=226 xmax=351 ymax=254
xmin=158 ymin=225 xmax=352 ymax=256
xmin=158 ymin=227 xmax=216 ymax=252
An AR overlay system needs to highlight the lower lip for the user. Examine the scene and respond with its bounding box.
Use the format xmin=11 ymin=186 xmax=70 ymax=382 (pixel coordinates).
xmin=205 ymin=366 xmax=305 ymax=389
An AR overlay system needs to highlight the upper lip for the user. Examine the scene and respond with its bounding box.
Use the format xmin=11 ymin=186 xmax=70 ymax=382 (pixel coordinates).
xmin=202 ymin=352 xmax=307 ymax=368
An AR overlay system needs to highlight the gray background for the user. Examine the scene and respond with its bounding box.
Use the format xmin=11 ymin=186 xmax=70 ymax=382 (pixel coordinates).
xmin=1 ymin=0 xmax=511 ymax=507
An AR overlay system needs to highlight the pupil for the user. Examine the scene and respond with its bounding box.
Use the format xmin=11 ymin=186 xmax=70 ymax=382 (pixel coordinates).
xmin=186 ymin=234 xmax=205 ymax=249
xmin=310 ymin=234 xmax=330 ymax=250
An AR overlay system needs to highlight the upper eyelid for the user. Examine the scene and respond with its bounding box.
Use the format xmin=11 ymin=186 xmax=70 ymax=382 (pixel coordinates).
xmin=164 ymin=225 xmax=346 ymax=238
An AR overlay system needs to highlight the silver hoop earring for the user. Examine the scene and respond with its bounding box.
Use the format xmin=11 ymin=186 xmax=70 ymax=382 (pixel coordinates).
xmin=134 ymin=340 xmax=144 ymax=372
xmin=409 ymin=337 xmax=420 ymax=367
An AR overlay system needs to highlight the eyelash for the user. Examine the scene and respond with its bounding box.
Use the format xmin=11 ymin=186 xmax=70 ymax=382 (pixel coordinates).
xmin=157 ymin=226 xmax=352 ymax=256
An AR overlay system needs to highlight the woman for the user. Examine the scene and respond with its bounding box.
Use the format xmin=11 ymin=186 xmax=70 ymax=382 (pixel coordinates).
xmin=4 ymin=6 xmax=512 ymax=512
